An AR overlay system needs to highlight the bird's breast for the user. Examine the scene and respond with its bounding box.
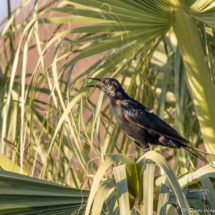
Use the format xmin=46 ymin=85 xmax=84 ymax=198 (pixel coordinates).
xmin=110 ymin=102 xmax=142 ymax=138
xmin=110 ymin=101 xmax=124 ymax=123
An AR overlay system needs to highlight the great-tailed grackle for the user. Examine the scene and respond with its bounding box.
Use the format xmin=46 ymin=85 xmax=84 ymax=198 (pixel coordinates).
xmin=87 ymin=78 xmax=213 ymax=160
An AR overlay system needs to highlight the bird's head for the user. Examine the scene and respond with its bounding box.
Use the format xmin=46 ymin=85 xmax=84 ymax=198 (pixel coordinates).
xmin=86 ymin=78 xmax=123 ymax=97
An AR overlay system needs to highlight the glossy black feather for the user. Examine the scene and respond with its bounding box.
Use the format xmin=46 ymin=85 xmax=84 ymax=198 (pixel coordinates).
xmin=120 ymin=99 xmax=189 ymax=145
xmin=87 ymin=77 xmax=214 ymax=160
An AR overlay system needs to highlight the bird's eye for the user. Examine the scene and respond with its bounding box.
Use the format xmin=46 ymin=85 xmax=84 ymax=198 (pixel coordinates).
xmin=106 ymin=81 xmax=110 ymax=85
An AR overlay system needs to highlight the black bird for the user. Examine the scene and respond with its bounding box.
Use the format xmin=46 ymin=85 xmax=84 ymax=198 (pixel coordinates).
xmin=87 ymin=77 xmax=213 ymax=160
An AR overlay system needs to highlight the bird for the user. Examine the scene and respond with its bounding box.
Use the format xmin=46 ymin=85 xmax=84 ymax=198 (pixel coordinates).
xmin=86 ymin=77 xmax=214 ymax=161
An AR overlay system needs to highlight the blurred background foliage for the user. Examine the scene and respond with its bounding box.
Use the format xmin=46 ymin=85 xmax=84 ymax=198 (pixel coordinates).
xmin=1 ymin=0 xmax=215 ymax=214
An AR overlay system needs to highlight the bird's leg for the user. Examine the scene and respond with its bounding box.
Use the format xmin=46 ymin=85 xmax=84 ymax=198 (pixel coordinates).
xmin=145 ymin=145 xmax=152 ymax=162
xmin=149 ymin=144 xmax=153 ymax=151
xmin=143 ymin=148 xmax=150 ymax=153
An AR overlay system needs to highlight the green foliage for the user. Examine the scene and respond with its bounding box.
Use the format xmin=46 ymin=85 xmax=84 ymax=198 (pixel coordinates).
xmin=1 ymin=0 xmax=215 ymax=214
xmin=1 ymin=152 xmax=215 ymax=214
xmin=0 ymin=169 xmax=89 ymax=214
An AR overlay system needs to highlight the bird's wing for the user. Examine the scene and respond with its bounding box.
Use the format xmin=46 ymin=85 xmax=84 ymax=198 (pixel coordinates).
xmin=121 ymin=100 xmax=189 ymax=144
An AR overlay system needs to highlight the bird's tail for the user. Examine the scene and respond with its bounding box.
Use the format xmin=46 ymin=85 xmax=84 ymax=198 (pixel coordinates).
xmin=183 ymin=147 xmax=205 ymax=162
xmin=184 ymin=144 xmax=215 ymax=156
xmin=182 ymin=144 xmax=215 ymax=163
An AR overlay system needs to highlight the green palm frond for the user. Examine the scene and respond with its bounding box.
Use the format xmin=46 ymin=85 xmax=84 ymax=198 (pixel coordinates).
xmin=0 ymin=170 xmax=89 ymax=215
xmin=1 ymin=0 xmax=215 ymax=213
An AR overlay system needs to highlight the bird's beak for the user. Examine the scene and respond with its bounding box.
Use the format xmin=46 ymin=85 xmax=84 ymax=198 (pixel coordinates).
xmin=86 ymin=78 xmax=104 ymax=89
